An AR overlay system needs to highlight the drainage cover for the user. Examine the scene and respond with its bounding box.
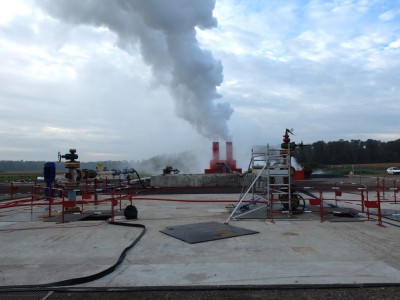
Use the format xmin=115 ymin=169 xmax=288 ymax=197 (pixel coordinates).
xmin=0 ymin=291 xmax=53 ymax=300
xmin=160 ymin=221 xmax=258 ymax=244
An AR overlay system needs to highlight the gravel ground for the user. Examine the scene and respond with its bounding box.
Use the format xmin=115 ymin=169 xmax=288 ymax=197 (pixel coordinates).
xmin=3 ymin=286 xmax=400 ymax=300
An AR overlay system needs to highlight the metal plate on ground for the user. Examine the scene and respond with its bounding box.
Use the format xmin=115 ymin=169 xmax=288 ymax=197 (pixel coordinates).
xmin=44 ymin=210 xmax=123 ymax=222
xmin=231 ymin=204 xmax=318 ymax=220
xmin=0 ymin=291 xmax=53 ymax=300
xmin=380 ymin=209 xmax=400 ymax=221
xmin=44 ymin=213 xmax=89 ymax=222
xmin=231 ymin=204 xmax=365 ymax=222
xmin=160 ymin=221 xmax=259 ymax=244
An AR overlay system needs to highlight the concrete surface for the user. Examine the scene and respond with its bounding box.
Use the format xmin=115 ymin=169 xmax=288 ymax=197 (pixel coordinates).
xmin=1 ymin=177 xmax=400 ymax=299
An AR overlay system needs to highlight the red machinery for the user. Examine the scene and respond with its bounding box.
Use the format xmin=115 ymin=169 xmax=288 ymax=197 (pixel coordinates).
xmin=204 ymin=141 xmax=242 ymax=174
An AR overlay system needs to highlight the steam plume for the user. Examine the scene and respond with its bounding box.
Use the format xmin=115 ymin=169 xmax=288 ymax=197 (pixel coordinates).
xmin=38 ymin=0 xmax=233 ymax=140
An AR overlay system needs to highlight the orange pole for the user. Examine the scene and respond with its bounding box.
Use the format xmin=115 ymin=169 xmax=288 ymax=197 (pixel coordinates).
xmin=376 ymin=188 xmax=385 ymax=227
xmin=111 ymin=190 xmax=115 ymax=222
xmin=61 ymin=197 xmax=65 ymax=224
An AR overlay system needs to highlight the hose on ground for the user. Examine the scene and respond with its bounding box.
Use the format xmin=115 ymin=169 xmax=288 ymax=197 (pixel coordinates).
xmin=0 ymin=220 xmax=146 ymax=289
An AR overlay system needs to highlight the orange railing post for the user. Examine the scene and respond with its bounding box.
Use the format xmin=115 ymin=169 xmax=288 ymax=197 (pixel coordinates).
xmin=376 ymin=188 xmax=384 ymax=227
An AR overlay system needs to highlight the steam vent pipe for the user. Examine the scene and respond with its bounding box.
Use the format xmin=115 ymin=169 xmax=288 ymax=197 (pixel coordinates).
xmin=211 ymin=142 xmax=219 ymax=170
xmin=212 ymin=142 xmax=219 ymax=160
xmin=226 ymin=141 xmax=233 ymax=162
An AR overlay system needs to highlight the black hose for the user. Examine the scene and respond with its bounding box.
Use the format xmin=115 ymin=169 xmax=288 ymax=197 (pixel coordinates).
xmin=292 ymin=184 xmax=338 ymax=208
xmin=0 ymin=221 xmax=146 ymax=289
xmin=132 ymin=170 xmax=147 ymax=188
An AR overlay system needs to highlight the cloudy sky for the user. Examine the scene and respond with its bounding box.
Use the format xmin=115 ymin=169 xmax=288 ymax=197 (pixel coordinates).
xmin=0 ymin=0 xmax=399 ymax=170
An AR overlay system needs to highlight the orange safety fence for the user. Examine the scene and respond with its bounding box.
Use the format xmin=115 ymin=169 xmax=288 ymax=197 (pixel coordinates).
xmin=308 ymin=196 xmax=324 ymax=223
xmin=2 ymin=177 xmax=399 ymax=227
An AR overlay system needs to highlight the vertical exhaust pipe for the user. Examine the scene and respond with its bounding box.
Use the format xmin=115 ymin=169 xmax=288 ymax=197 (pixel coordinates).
xmin=226 ymin=141 xmax=233 ymax=162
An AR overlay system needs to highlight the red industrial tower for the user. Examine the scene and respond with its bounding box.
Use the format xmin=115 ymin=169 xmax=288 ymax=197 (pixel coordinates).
xmin=204 ymin=141 xmax=242 ymax=174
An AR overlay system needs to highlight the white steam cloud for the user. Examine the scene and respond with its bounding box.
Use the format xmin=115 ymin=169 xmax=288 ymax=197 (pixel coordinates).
xmin=38 ymin=0 xmax=233 ymax=140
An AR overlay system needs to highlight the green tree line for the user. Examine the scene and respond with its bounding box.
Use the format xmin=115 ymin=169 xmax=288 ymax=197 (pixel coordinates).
xmin=1 ymin=139 xmax=399 ymax=172
xmin=0 ymin=151 xmax=198 ymax=174
xmin=295 ymin=139 xmax=400 ymax=166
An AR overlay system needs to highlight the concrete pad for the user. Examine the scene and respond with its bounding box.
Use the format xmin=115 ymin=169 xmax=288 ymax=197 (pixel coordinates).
xmin=1 ymin=193 xmax=400 ymax=288
xmin=93 ymin=261 xmax=400 ymax=286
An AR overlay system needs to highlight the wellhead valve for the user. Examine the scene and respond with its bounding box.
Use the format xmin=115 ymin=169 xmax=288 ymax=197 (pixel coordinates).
xmin=58 ymin=149 xmax=80 ymax=189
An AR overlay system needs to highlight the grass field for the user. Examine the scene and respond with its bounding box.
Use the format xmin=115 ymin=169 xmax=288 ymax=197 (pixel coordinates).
xmin=0 ymin=171 xmax=61 ymax=182
xmin=325 ymin=162 xmax=400 ymax=175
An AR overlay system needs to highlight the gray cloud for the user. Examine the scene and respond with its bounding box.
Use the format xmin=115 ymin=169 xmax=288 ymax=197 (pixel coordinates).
xmin=1 ymin=0 xmax=399 ymax=170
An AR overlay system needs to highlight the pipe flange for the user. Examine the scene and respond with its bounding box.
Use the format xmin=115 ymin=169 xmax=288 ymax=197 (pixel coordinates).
xmin=65 ymin=161 xmax=80 ymax=168
xmin=65 ymin=182 xmax=80 ymax=188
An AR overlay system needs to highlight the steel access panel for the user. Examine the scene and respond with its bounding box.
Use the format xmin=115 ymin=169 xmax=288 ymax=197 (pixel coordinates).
xmin=160 ymin=221 xmax=259 ymax=244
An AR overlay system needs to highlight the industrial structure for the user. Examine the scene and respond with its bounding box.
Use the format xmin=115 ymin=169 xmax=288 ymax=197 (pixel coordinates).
xmin=1 ymin=129 xmax=400 ymax=298
xmin=226 ymin=128 xmax=306 ymax=222
xmin=204 ymin=141 xmax=242 ymax=174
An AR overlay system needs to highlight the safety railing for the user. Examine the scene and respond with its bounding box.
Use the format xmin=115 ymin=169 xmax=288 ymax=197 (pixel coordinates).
xmin=1 ymin=184 xmax=137 ymax=223
xmin=261 ymin=179 xmax=397 ymax=227
xmin=376 ymin=177 xmax=400 ymax=204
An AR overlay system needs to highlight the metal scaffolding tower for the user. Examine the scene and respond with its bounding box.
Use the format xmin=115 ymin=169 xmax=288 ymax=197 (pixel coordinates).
xmin=225 ymin=143 xmax=293 ymax=223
